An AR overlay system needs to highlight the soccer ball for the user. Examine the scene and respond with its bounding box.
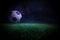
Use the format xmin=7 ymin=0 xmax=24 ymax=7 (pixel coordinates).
xmin=9 ymin=10 xmax=22 ymax=22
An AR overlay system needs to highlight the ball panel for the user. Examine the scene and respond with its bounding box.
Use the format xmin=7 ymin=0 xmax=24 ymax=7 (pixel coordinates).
xmin=12 ymin=17 xmax=17 ymax=21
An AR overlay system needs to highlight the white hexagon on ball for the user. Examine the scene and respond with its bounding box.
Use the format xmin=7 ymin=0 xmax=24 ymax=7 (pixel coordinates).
xmin=10 ymin=10 xmax=22 ymax=22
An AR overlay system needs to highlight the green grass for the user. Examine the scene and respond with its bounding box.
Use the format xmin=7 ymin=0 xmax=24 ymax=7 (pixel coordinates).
xmin=2 ymin=23 xmax=57 ymax=40
xmin=4 ymin=23 xmax=55 ymax=32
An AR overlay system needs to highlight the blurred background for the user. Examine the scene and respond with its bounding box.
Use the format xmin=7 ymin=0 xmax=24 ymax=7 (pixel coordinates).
xmin=0 ymin=0 xmax=56 ymax=23
xmin=0 ymin=0 xmax=58 ymax=40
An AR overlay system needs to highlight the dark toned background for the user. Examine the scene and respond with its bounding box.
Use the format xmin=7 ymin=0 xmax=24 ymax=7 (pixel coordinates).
xmin=0 ymin=0 xmax=58 ymax=40
xmin=0 ymin=0 xmax=57 ymax=24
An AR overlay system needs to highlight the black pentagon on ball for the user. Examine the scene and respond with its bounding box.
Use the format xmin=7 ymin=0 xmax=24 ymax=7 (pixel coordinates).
xmin=16 ymin=12 xmax=20 ymax=15
xmin=12 ymin=17 xmax=17 ymax=21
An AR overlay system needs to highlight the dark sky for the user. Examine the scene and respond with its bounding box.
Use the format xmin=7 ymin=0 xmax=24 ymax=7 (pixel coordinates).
xmin=1 ymin=0 xmax=56 ymax=24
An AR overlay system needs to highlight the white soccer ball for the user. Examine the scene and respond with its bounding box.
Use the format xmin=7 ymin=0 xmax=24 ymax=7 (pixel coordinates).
xmin=10 ymin=10 xmax=22 ymax=22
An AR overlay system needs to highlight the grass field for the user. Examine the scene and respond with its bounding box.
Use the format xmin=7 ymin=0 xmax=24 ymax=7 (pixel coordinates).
xmin=2 ymin=23 xmax=57 ymax=40
xmin=3 ymin=23 xmax=55 ymax=31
